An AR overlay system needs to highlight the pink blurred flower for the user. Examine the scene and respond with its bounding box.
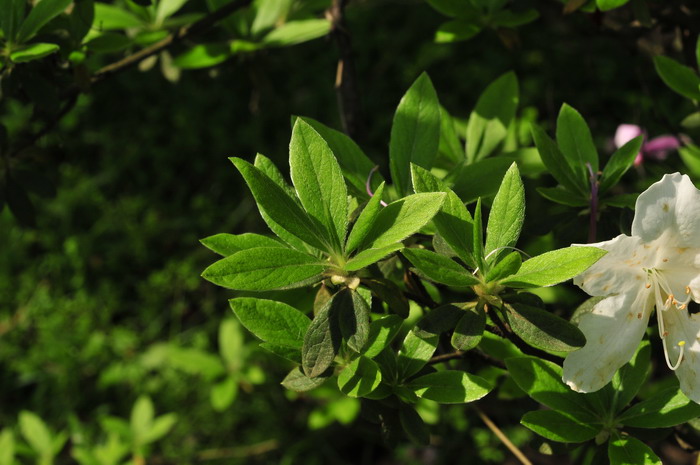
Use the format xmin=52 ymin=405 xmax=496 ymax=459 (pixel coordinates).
xmin=614 ymin=124 xmax=681 ymax=166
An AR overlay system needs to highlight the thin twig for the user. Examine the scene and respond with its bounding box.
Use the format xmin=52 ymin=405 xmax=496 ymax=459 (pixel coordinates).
xmin=327 ymin=0 xmax=363 ymax=140
xmin=475 ymin=406 xmax=533 ymax=465
xmin=196 ymin=439 xmax=279 ymax=461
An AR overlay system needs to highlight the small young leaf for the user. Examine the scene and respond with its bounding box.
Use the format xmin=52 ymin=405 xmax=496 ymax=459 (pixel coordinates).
xmin=397 ymin=330 xmax=439 ymax=380
xmin=608 ymin=436 xmax=661 ymax=465
xmin=200 ymin=233 xmax=284 ymax=256
xmin=344 ymin=243 xmax=403 ymax=271
xmin=10 ymin=42 xmax=60 ymax=63
xmin=131 ymin=396 xmax=154 ymax=443
xmin=501 ymin=246 xmax=607 ymax=288
xmin=231 ymin=157 xmax=327 ymax=251
xmin=521 ymin=410 xmax=599 ymax=443
xmin=142 ymin=413 xmax=177 ymax=444
xmin=337 ymin=356 xmax=382 ymax=397
xmin=302 ymin=293 xmax=343 ymax=377
xmin=599 ymin=135 xmax=644 ymax=194
xmin=402 ymin=248 xmax=478 ymax=287
xmin=202 ymin=247 xmax=325 ymax=291
xmin=504 ymin=302 xmax=586 ymax=352
xmin=390 ymin=73 xmax=441 ymax=195
xmin=531 ymin=125 xmax=585 ymax=195
xmin=451 ymin=305 xmax=485 ymax=351
xmin=485 ymin=251 xmax=522 ymax=282
xmin=0 ymin=428 xmax=14 ymax=465
xmin=211 ymin=376 xmax=238 ymax=411
xmin=363 ymin=315 xmax=403 ymax=358
xmin=338 ymin=289 xmax=371 ymax=353
xmin=17 ymin=0 xmax=71 ymax=43
xmin=362 ymin=193 xmax=446 ymax=250
xmin=289 ymin=119 xmax=348 ymax=251
xmin=281 ymin=367 xmax=328 ymax=392
xmin=19 ymin=411 xmax=53 ymax=456
xmin=230 ymin=297 xmax=311 ymax=349
xmin=484 ymin=163 xmax=525 ymax=262
xmin=618 ymin=387 xmax=700 ymax=428
xmin=346 ymin=183 xmax=386 ymax=254
xmin=407 ymin=371 xmax=493 ymax=403
xmin=505 ymin=357 xmax=598 ymax=423
xmin=654 ymin=55 xmax=700 ymax=101
xmin=466 ymin=71 xmax=519 ymax=163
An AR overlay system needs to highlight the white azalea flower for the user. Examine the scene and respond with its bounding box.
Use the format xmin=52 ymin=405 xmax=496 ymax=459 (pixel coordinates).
xmin=563 ymin=173 xmax=700 ymax=403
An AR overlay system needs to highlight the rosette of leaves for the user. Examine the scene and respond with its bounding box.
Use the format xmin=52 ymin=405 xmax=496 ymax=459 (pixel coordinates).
xmin=507 ymin=342 xmax=700 ymax=464
xmin=403 ymin=162 xmax=606 ymax=356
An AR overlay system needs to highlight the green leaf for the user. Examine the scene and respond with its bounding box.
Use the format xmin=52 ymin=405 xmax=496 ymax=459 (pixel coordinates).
xmin=389 ymin=73 xmax=441 ymax=195
xmin=231 ymin=157 xmax=328 ymax=251
xmin=484 ymin=163 xmax=524 ymax=262
xmin=450 ymin=157 xmax=515 ymax=203
xmin=281 ymin=367 xmax=328 ymax=392
xmin=434 ymin=19 xmax=481 ymax=43
xmin=290 ymin=119 xmax=348 ymax=251
xmin=362 ymin=278 xmax=410 ymax=318
xmin=263 ymin=19 xmax=331 ymax=46
xmin=363 ymin=315 xmax=403 ymax=358
xmin=600 ymin=136 xmax=643 ymax=194
xmin=451 ymin=305 xmax=485 ymax=351
xmin=10 ymin=42 xmax=60 ymax=63
xmin=174 ymin=43 xmax=231 ymax=69
xmin=618 ymin=386 xmax=700 ymax=428
xmin=259 ymin=343 xmax=302 ymax=363
xmin=230 ymin=297 xmax=311 ymax=349
xmin=203 ymin=247 xmax=324 ymax=291
xmin=338 ymin=289 xmax=370 ymax=353
xmin=556 ymin=104 xmax=598 ymax=188
xmin=536 ymin=186 xmax=588 ymax=207
xmin=19 ymin=411 xmax=53 ymax=456
xmin=596 ymin=0 xmax=629 ymax=10
xmin=346 ymin=183 xmax=385 ymax=254
xmin=219 ymin=319 xmax=244 ymax=370
xmin=501 ymin=246 xmax=607 ymax=288
xmin=93 ymin=3 xmax=144 ymax=29
xmin=608 ymin=436 xmax=661 ymax=465
xmin=466 ymin=72 xmax=519 ymax=163
xmin=402 ymin=248 xmax=479 ymax=287
xmin=200 ymin=232 xmax=284 ymax=256
xmin=130 ymin=396 xmax=154 ymax=444
xmin=407 ymin=371 xmax=493 ymax=403
xmin=302 ymin=292 xmax=343 ymax=377
xmin=438 ymin=106 xmax=465 ymax=162
xmin=397 ymin=330 xmax=439 ymax=379
xmin=521 ymin=410 xmax=599 ymax=443
xmin=504 ymin=302 xmax=586 ymax=352
xmin=363 ymin=193 xmax=446 ymax=250
xmin=611 ymin=340 xmax=650 ymax=413
xmin=0 ymin=0 xmax=26 ymax=41
xmin=411 ymin=164 xmax=475 ymax=266
xmin=211 ymin=376 xmax=238 ymax=411
xmin=472 ymin=197 xmax=485 ymax=271
xmin=300 ymin=116 xmax=381 ymax=196
xmin=85 ymin=33 xmax=132 ymax=53
xmin=485 ymin=251 xmax=521 ymax=282
xmin=0 ymin=428 xmax=14 ymax=465
xmin=142 ymin=413 xmax=177 ymax=444
xmin=654 ymin=55 xmax=700 ymax=101
xmin=505 ymin=357 xmax=598 ymax=423
xmin=17 ymin=0 xmax=71 ymax=43
xmin=344 ymin=243 xmax=403 ymax=271
xmin=337 ymin=356 xmax=382 ymax=397
xmin=531 ymin=124 xmax=585 ymax=195
xmin=399 ymin=405 xmax=430 ymax=445
xmin=155 ymin=0 xmax=189 ymax=23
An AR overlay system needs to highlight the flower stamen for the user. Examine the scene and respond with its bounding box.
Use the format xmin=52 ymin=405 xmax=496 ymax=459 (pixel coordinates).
xmin=662 ymin=339 xmax=686 ymax=371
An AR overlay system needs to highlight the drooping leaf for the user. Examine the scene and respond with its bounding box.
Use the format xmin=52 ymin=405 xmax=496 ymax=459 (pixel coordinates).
xmin=337 ymin=289 xmax=371 ymax=353
xmin=337 ymin=356 xmax=382 ymax=397
xmin=484 ymin=163 xmax=524 ymax=262
xmin=402 ymin=248 xmax=478 ymax=287
xmin=281 ymin=367 xmax=328 ymax=392
xmin=302 ymin=292 xmax=343 ymax=377
xmin=230 ymin=297 xmax=311 ymax=349
xmin=451 ymin=304 xmax=485 ymax=351
xmin=521 ymin=410 xmax=599 ymax=443
xmin=200 ymin=233 xmax=284 ymax=256
xmin=500 ymin=246 xmax=607 ymax=288
xmin=289 ymin=119 xmax=348 ymax=252
xmin=202 ymin=247 xmax=325 ymax=291
xmin=389 ymin=73 xmax=441 ymax=195
xmin=654 ymin=55 xmax=700 ymax=101
xmin=407 ymin=371 xmax=493 ymax=403
xmin=466 ymin=72 xmax=519 ymax=163
xmin=10 ymin=42 xmax=60 ymax=63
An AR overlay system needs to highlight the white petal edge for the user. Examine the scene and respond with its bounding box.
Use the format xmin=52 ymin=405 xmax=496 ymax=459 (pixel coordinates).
xmin=632 ymin=173 xmax=700 ymax=248
xmin=660 ymin=307 xmax=700 ymax=403
xmin=563 ymin=289 xmax=654 ymax=393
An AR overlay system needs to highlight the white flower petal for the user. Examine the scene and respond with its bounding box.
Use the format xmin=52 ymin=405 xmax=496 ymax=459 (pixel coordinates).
xmin=632 ymin=173 xmax=700 ymax=248
xmin=563 ymin=289 xmax=654 ymax=393
xmin=573 ymin=235 xmax=650 ymax=296
xmin=661 ymin=308 xmax=700 ymax=403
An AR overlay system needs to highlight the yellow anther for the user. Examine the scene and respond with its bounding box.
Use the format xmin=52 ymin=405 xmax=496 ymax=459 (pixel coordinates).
xmin=645 ymin=283 xmax=651 ymax=289
xmin=679 ymin=341 xmax=687 ymax=347
xmin=686 ymin=286 xmax=691 ymax=294
xmin=680 ymin=304 xmax=687 ymax=310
